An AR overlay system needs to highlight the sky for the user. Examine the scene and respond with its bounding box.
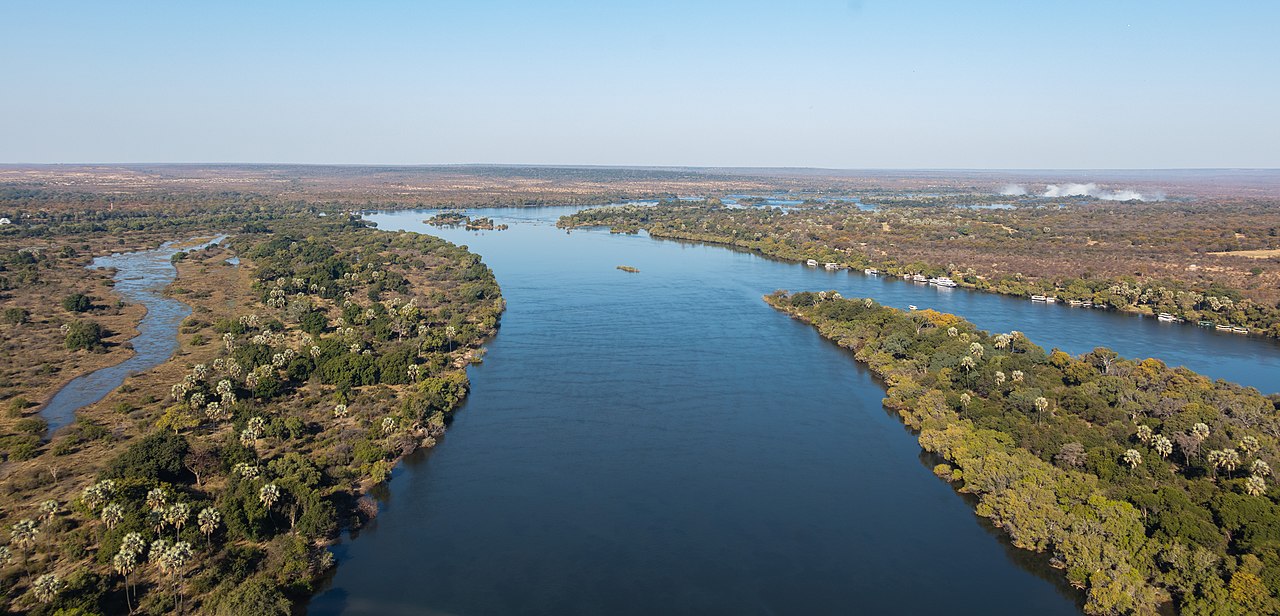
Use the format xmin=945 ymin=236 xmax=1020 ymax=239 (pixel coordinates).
xmin=2 ymin=1 xmax=1277 ymax=168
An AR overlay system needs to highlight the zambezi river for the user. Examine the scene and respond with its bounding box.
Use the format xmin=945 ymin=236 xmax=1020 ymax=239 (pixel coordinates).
xmin=310 ymin=207 xmax=1280 ymax=615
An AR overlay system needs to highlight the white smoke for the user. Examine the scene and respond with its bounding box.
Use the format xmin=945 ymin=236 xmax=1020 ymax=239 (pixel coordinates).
xmin=996 ymin=183 xmax=1165 ymax=202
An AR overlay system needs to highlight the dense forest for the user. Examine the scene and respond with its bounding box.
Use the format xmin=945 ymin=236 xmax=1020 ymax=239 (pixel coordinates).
xmin=767 ymin=290 xmax=1280 ymax=614
xmin=560 ymin=200 xmax=1280 ymax=337
xmin=0 ymin=214 xmax=503 ymax=614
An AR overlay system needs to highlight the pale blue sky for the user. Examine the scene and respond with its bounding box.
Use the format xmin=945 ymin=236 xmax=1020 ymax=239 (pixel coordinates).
xmin=2 ymin=1 xmax=1276 ymax=168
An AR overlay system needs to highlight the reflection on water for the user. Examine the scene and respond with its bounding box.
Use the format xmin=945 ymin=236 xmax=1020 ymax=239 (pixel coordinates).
xmin=40 ymin=237 xmax=224 ymax=434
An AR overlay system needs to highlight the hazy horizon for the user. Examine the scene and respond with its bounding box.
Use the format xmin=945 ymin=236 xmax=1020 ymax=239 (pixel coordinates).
xmin=3 ymin=1 xmax=1278 ymax=168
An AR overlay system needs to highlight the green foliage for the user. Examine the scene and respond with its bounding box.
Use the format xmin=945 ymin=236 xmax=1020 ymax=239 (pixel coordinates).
xmin=61 ymin=293 xmax=92 ymax=313
xmin=211 ymin=575 xmax=290 ymax=616
xmin=64 ymin=320 xmax=105 ymax=351
xmin=104 ymin=431 xmax=190 ymax=483
xmin=767 ymin=291 xmax=1280 ymax=614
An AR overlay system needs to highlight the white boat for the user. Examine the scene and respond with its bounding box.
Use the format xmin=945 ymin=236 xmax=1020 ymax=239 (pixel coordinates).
xmin=1045 ymin=297 xmax=1058 ymax=303
xmin=908 ymin=305 xmax=918 ymax=311
xmin=1157 ymin=313 xmax=1177 ymax=322
xmin=824 ymin=262 xmax=840 ymax=270
xmin=1232 ymin=326 xmax=1249 ymax=334
xmin=1215 ymin=324 xmax=1233 ymax=331
xmin=864 ymin=268 xmax=879 ymax=275
xmin=930 ymin=277 xmax=958 ymax=287
xmin=1081 ymin=301 xmax=1093 ymax=308
xmin=806 ymin=259 xmax=818 ymax=267
xmin=912 ymin=274 xmax=927 ymax=282
xmin=1067 ymin=300 xmax=1083 ymax=307
xmin=1030 ymin=295 xmax=1047 ymax=302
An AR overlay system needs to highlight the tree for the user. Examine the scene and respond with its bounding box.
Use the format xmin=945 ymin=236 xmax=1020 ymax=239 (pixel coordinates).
xmin=101 ymin=502 xmax=124 ymax=529
xmin=1122 ymin=449 xmax=1143 ymax=469
xmin=31 ymin=573 xmax=62 ymax=604
xmin=1246 ymin=475 xmax=1267 ymax=496
xmin=61 ymin=293 xmax=92 ymax=313
xmin=213 ymin=576 xmax=291 ymax=616
xmin=1153 ymin=434 xmax=1173 ymax=459
xmin=65 ymin=320 xmax=106 ymax=351
xmin=198 ymin=507 xmax=221 ymax=548
xmin=1055 ymin=442 xmax=1087 ymax=469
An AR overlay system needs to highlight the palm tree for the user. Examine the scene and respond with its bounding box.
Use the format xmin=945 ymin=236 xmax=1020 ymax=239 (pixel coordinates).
xmin=113 ymin=545 xmax=140 ymax=613
xmin=1153 ymin=435 xmax=1173 ymax=459
xmin=101 ymin=503 xmax=124 ymax=529
xmin=197 ymin=507 xmax=221 ymax=548
xmin=37 ymin=500 xmax=59 ymax=523
xmin=1240 ymin=436 xmax=1261 ymax=456
xmin=1246 ymin=475 xmax=1268 ymax=497
xmin=1252 ymin=459 xmax=1272 ymax=477
xmin=1034 ymin=397 xmax=1050 ymax=423
xmin=10 ymin=519 xmax=37 ymax=578
xmin=1135 ymin=425 xmax=1153 ymax=444
xmin=1122 ymin=449 xmax=1143 ymax=469
xmin=968 ymin=342 xmax=984 ymax=359
xmin=146 ymin=487 xmax=169 ymax=512
xmin=118 ymin=532 xmax=146 ymax=609
xmin=1221 ymin=449 xmax=1242 ymax=478
xmin=166 ymin=503 xmax=191 ymax=541
xmin=260 ymin=483 xmax=281 ymax=511
xmin=1191 ymin=422 xmax=1210 ymax=443
xmin=31 ymin=572 xmax=62 ymax=604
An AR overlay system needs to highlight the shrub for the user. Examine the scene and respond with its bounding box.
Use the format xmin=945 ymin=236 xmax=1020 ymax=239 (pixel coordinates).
xmin=61 ymin=293 xmax=92 ymax=313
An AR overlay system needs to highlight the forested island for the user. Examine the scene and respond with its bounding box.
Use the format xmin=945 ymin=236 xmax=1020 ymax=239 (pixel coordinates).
xmin=0 ymin=208 xmax=502 ymax=613
xmin=560 ymin=199 xmax=1280 ymax=337
xmin=767 ymin=290 xmax=1280 ymax=614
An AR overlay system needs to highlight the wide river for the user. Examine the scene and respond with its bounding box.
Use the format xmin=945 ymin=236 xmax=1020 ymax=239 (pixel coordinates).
xmin=311 ymin=206 xmax=1280 ymax=615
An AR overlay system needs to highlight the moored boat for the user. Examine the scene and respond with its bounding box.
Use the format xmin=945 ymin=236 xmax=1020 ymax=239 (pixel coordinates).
xmin=1031 ymin=295 xmax=1047 ymax=302
xmin=806 ymin=259 xmax=818 ymax=267
xmin=930 ymin=276 xmax=958 ymax=287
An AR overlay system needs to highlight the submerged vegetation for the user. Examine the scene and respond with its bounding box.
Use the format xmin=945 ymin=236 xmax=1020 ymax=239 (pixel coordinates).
xmin=767 ymin=290 xmax=1280 ymax=614
xmin=560 ymin=200 xmax=1280 ymax=337
xmin=0 ymin=214 xmax=502 ymax=613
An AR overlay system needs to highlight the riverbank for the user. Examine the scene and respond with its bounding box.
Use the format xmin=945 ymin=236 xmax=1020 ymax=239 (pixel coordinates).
xmin=766 ymin=290 xmax=1280 ymax=614
xmin=558 ymin=201 xmax=1280 ymax=339
xmin=0 ymin=218 xmax=503 ymax=614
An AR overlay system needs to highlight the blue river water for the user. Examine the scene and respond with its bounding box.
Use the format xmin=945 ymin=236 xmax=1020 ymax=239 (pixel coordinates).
xmin=40 ymin=237 xmax=223 ymax=434
xmin=309 ymin=206 xmax=1279 ymax=615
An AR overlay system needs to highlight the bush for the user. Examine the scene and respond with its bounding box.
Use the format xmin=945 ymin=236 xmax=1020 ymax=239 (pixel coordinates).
xmin=61 ymin=293 xmax=92 ymax=313
xmin=2 ymin=306 xmax=28 ymax=324
xmin=65 ymin=320 xmax=105 ymax=351
xmin=104 ymin=431 xmax=190 ymax=483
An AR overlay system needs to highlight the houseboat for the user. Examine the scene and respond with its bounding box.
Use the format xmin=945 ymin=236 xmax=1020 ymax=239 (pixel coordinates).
xmin=824 ymin=262 xmax=840 ymax=270
xmin=929 ymin=277 xmax=958 ymax=287
xmin=1157 ymin=313 xmax=1178 ymax=323
xmin=1215 ymin=324 xmax=1233 ymax=332
xmin=1198 ymin=321 xmax=1215 ymax=328
xmin=806 ymin=259 xmax=818 ymax=267
xmin=912 ymin=274 xmax=928 ymax=283
xmin=908 ymin=305 xmax=918 ymax=311
xmin=1030 ymin=295 xmax=1048 ymax=302
xmin=864 ymin=268 xmax=879 ymax=275
xmin=1045 ymin=297 xmax=1058 ymax=303
xmin=1232 ymin=326 xmax=1249 ymax=334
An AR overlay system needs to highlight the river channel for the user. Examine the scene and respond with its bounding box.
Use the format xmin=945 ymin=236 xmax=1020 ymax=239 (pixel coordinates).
xmin=309 ymin=207 xmax=1278 ymax=614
